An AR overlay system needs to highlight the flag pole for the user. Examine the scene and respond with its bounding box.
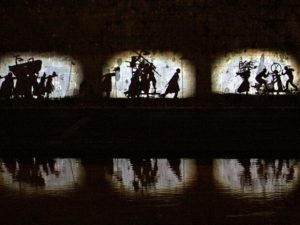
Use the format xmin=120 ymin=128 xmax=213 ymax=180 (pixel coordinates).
xmin=67 ymin=62 xmax=74 ymax=95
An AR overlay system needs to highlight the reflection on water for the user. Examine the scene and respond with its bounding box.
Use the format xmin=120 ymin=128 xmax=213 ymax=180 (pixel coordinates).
xmin=107 ymin=159 xmax=196 ymax=196
xmin=0 ymin=158 xmax=300 ymax=225
xmin=213 ymin=159 xmax=299 ymax=198
xmin=0 ymin=158 xmax=84 ymax=194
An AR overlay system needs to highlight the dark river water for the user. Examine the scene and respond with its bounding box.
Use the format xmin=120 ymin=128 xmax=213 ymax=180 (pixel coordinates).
xmin=0 ymin=158 xmax=299 ymax=225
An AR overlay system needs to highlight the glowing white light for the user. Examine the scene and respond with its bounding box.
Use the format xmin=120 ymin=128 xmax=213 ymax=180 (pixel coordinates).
xmin=213 ymin=159 xmax=299 ymax=198
xmin=212 ymin=50 xmax=300 ymax=94
xmin=0 ymin=53 xmax=83 ymax=98
xmin=0 ymin=159 xmax=85 ymax=194
xmin=107 ymin=159 xmax=196 ymax=196
xmin=103 ymin=51 xmax=196 ymax=98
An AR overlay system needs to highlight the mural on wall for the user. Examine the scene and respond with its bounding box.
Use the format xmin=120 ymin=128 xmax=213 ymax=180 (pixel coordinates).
xmin=106 ymin=159 xmax=196 ymax=196
xmin=212 ymin=50 xmax=300 ymax=95
xmin=213 ymin=159 xmax=299 ymax=198
xmin=102 ymin=51 xmax=196 ymax=99
xmin=0 ymin=158 xmax=84 ymax=194
xmin=0 ymin=53 xmax=82 ymax=99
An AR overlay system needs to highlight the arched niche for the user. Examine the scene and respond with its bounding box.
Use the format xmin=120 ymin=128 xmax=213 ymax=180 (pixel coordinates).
xmin=0 ymin=53 xmax=83 ymax=99
xmin=212 ymin=50 xmax=299 ymax=95
xmin=102 ymin=51 xmax=196 ymax=99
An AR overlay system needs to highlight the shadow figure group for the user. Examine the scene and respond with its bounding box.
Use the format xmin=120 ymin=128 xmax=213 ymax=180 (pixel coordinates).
xmin=0 ymin=57 xmax=58 ymax=99
xmin=101 ymin=51 xmax=182 ymax=99
xmin=236 ymin=60 xmax=298 ymax=95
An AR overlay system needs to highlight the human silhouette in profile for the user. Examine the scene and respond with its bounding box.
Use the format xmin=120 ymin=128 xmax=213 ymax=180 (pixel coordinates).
xmin=282 ymin=66 xmax=298 ymax=92
xmin=161 ymin=68 xmax=181 ymax=99
xmin=236 ymin=69 xmax=251 ymax=94
xmin=0 ymin=72 xmax=15 ymax=99
xmin=45 ymin=72 xmax=58 ymax=98
xmin=101 ymin=67 xmax=120 ymax=98
xmin=255 ymin=68 xmax=269 ymax=92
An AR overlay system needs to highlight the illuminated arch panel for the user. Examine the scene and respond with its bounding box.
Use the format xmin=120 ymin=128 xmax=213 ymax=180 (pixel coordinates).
xmin=103 ymin=51 xmax=196 ymax=98
xmin=0 ymin=53 xmax=83 ymax=98
xmin=212 ymin=50 xmax=300 ymax=95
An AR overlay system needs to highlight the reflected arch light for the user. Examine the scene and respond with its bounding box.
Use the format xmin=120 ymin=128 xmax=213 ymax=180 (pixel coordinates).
xmin=106 ymin=159 xmax=197 ymax=196
xmin=0 ymin=158 xmax=85 ymax=194
xmin=213 ymin=159 xmax=300 ymax=198
xmin=103 ymin=51 xmax=196 ymax=98
xmin=212 ymin=50 xmax=300 ymax=95
xmin=0 ymin=53 xmax=83 ymax=98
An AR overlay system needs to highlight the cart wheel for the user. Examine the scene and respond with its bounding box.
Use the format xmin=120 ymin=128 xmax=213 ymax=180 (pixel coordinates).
xmin=271 ymin=63 xmax=282 ymax=73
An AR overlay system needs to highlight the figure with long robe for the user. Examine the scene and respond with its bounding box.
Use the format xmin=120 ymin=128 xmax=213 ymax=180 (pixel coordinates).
xmin=161 ymin=68 xmax=181 ymax=99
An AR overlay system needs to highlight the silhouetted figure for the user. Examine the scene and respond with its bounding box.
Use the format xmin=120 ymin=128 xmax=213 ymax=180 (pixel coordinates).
xmin=124 ymin=69 xmax=141 ymax=98
xmin=161 ymin=68 xmax=181 ymax=98
xmin=140 ymin=66 xmax=150 ymax=98
xmin=255 ymin=68 xmax=269 ymax=92
xmin=45 ymin=72 xmax=58 ymax=98
xmin=24 ymin=74 xmax=33 ymax=98
xmin=31 ymin=73 xmax=39 ymax=96
xmin=9 ymin=57 xmax=42 ymax=98
xmin=272 ymin=70 xmax=284 ymax=94
xmin=236 ymin=69 xmax=251 ymax=94
xmin=282 ymin=66 xmax=298 ymax=91
xmin=36 ymin=72 xmax=47 ymax=98
xmin=145 ymin=63 xmax=157 ymax=93
xmin=0 ymin=72 xmax=15 ymax=99
xmin=101 ymin=67 xmax=120 ymax=98
xmin=14 ymin=74 xmax=26 ymax=98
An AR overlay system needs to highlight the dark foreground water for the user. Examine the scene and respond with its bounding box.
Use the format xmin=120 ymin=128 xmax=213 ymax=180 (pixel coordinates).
xmin=0 ymin=158 xmax=299 ymax=225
